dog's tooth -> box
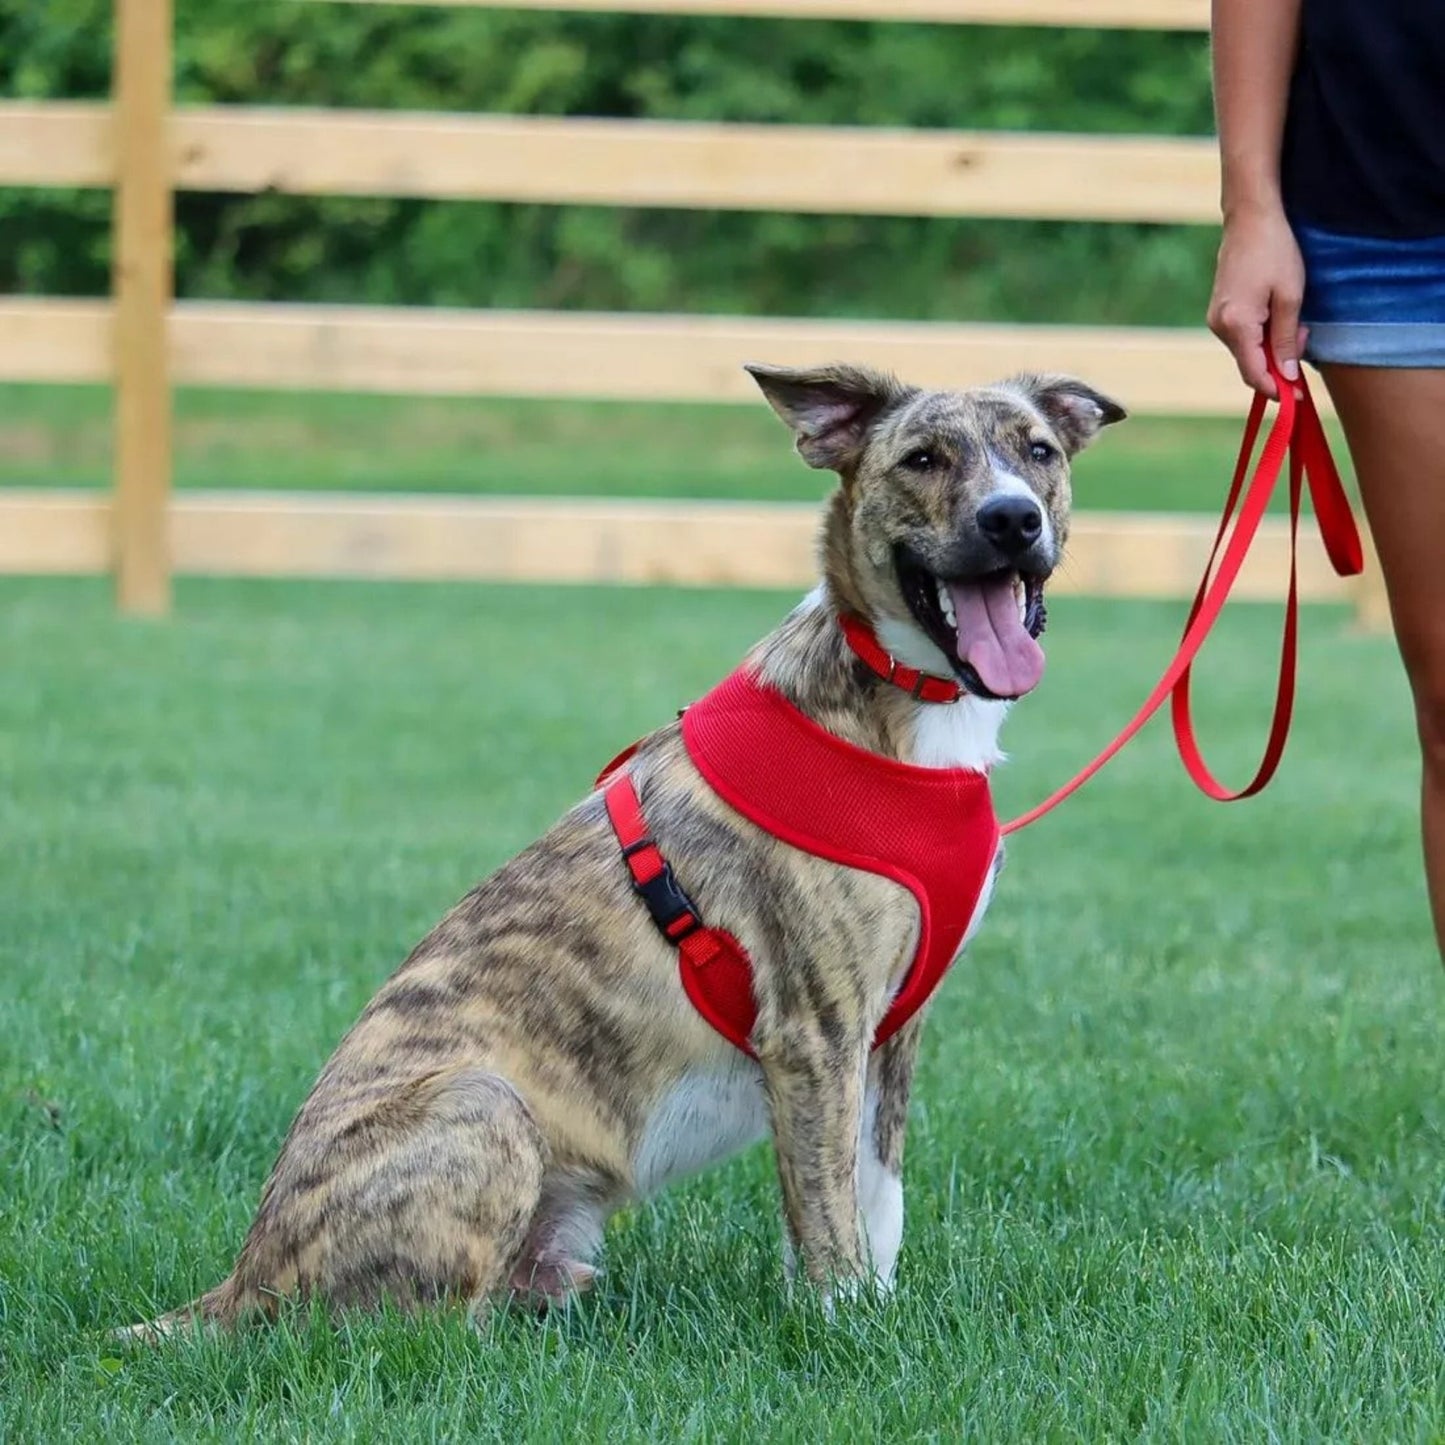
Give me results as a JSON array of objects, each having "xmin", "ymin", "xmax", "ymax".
[{"xmin": 937, "ymin": 580, "xmax": 956, "ymax": 628}]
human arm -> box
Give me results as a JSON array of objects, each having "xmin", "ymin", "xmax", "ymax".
[{"xmin": 1205, "ymin": 0, "xmax": 1306, "ymax": 399}]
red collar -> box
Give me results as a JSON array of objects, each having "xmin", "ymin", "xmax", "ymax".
[{"xmin": 838, "ymin": 614, "xmax": 962, "ymax": 704}]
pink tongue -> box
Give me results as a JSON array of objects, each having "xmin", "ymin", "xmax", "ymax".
[{"xmin": 948, "ymin": 577, "xmax": 1045, "ymax": 698}]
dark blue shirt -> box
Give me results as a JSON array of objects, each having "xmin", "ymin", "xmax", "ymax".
[{"xmin": 1282, "ymin": 0, "xmax": 1445, "ymax": 237}]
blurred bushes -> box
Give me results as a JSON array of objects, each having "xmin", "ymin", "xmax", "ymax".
[{"xmin": 1, "ymin": 0, "xmax": 1218, "ymax": 322}]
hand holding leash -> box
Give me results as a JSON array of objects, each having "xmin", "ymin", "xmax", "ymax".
[{"xmin": 1207, "ymin": 202, "xmax": 1308, "ymax": 401}]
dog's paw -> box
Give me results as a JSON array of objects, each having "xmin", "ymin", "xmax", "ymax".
[
  {"xmin": 507, "ymin": 1257, "xmax": 599, "ymax": 1313},
  {"xmin": 818, "ymin": 1273, "xmax": 889, "ymax": 1322}
]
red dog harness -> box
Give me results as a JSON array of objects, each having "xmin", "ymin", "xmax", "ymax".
[{"xmin": 602, "ymin": 661, "xmax": 999, "ymax": 1057}]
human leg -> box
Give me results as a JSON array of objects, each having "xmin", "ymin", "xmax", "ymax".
[{"xmin": 1322, "ymin": 364, "xmax": 1445, "ymax": 963}]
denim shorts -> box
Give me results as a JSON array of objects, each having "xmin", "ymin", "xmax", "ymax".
[{"xmin": 1293, "ymin": 222, "xmax": 1445, "ymax": 367}]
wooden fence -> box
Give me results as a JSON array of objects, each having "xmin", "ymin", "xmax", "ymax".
[{"xmin": 0, "ymin": 0, "xmax": 1385, "ymax": 625}]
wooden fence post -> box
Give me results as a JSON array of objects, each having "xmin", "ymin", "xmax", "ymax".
[{"xmin": 112, "ymin": 0, "xmax": 173, "ymax": 615}]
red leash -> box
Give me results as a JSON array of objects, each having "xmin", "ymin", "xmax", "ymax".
[{"xmin": 1001, "ymin": 362, "xmax": 1364, "ymax": 836}]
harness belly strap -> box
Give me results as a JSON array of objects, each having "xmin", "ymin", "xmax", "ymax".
[{"xmin": 603, "ymin": 667, "xmax": 1000, "ymax": 1056}]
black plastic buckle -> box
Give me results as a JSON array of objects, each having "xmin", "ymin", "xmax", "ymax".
[{"xmin": 633, "ymin": 860, "xmax": 702, "ymax": 942}]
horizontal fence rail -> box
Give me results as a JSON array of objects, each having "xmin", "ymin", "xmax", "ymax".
[
  {"xmin": 316, "ymin": 0, "xmax": 1211, "ymax": 29},
  {"xmin": 0, "ymin": 103, "xmax": 1221, "ymax": 224},
  {"xmin": 0, "ymin": 104, "xmax": 111, "ymax": 186},
  {"xmin": 0, "ymin": 297, "xmax": 1292, "ymax": 416},
  {"xmin": 0, "ymin": 490, "xmax": 1358, "ymax": 603}
]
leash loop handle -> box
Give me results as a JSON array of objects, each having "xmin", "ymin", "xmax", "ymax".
[{"xmin": 1002, "ymin": 363, "xmax": 1362, "ymax": 835}]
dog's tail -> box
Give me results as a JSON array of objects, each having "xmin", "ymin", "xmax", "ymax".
[{"xmin": 115, "ymin": 1276, "xmax": 249, "ymax": 1345}]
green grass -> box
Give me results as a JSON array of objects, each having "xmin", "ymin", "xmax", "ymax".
[
  {"xmin": 2, "ymin": 575, "xmax": 1442, "ymax": 1441},
  {"xmin": 0, "ymin": 383, "xmax": 1343, "ymax": 511}
]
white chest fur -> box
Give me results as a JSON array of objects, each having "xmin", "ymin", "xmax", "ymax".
[
  {"xmin": 873, "ymin": 616, "xmax": 1010, "ymax": 773},
  {"xmin": 908, "ymin": 696, "xmax": 1008, "ymax": 771},
  {"xmin": 632, "ymin": 1055, "xmax": 769, "ymax": 1197}
]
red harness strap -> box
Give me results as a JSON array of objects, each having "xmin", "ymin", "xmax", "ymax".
[
  {"xmin": 603, "ymin": 772, "xmax": 759, "ymax": 1056},
  {"xmin": 602, "ymin": 673, "xmax": 1000, "ymax": 1057}
]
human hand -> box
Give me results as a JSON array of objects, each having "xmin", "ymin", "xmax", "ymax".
[{"xmin": 1206, "ymin": 204, "xmax": 1308, "ymax": 401}]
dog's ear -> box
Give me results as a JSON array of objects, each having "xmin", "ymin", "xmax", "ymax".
[
  {"xmin": 744, "ymin": 363, "xmax": 914, "ymax": 471},
  {"xmin": 1009, "ymin": 374, "xmax": 1127, "ymax": 456}
]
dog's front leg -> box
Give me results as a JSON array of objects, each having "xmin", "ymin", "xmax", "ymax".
[
  {"xmin": 757, "ymin": 1024, "xmax": 870, "ymax": 1299},
  {"xmin": 859, "ymin": 1014, "xmax": 923, "ymax": 1292}
]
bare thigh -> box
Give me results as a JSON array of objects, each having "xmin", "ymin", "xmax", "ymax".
[
  {"xmin": 1321, "ymin": 363, "xmax": 1445, "ymax": 955},
  {"xmin": 1320, "ymin": 365, "xmax": 1445, "ymax": 672}
]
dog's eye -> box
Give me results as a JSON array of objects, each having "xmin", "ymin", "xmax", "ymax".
[
  {"xmin": 900, "ymin": 448, "xmax": 937, "ymax": 471},
  {"xmin": 1029, "ymin": 440, "xmax": 1058, "ymax": 464}
]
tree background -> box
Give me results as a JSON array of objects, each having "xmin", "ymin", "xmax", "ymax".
[{"xmin": 1, "ymin": 0, "xmax": 1217, "ymax": 324}]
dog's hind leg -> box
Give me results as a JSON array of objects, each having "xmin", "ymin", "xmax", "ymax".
[
  {"xmin": 506, "ymin": 1181, "xmax": 608, "ymax": 1309},
  {"xmin": 172, "ymin": 1065, "xmax": 549, "ymax": 1328}
]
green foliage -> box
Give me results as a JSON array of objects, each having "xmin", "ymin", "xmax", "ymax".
[{"xmin": 0, "ymin": 1, "xmax": 1217, "ymax": 321}]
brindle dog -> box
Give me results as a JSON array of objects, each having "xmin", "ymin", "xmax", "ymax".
[{"xmin": 128, "ymin": 363, "xmax": 1123, "ymax": 1335}]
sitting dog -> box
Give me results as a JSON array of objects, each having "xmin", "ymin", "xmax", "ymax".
[{"xmin": 130, "ymin": 362, "xmax": 1123, "ymax": 1334}]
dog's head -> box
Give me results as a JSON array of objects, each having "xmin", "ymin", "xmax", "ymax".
[{"xmin": 747, "ymin": 363, "xmax": 1125, "ymax": 701}]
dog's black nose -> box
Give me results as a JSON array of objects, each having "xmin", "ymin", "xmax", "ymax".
[{"xmin": 977, "ymin": 494, "xmax": 1044, "ymax": 556}]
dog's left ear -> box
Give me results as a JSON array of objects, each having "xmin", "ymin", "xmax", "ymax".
[
  {"xmin": 1011, "ymin": 374, "xmax": 1127, "ymax": 456},
  {"xmin": 745, "ymin": 362, "xmax": 914, "ymax": 471}
]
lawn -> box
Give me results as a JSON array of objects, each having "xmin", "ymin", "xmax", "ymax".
[
  {"xmin": 0, "ymin": 383, "xmax": 1343, "ymax": 511},
  {"xmin": 2, "ymin": 573, "xmax": 1442, "ymax": 1442}
]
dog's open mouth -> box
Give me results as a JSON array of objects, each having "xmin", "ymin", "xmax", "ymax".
[{"xmin": 895, "ymin": 546, "xmax": 1048, "ymax": 701}]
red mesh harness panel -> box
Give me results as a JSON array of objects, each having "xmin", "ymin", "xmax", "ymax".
[{"xmin": 601, "ymin": 667, "xmax": 999, "ymax": 1057}]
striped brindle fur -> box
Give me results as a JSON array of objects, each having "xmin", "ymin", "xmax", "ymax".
[{"xmin": 127, "ymin": 363, "xmax": 1123, "ymax": 1336}]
